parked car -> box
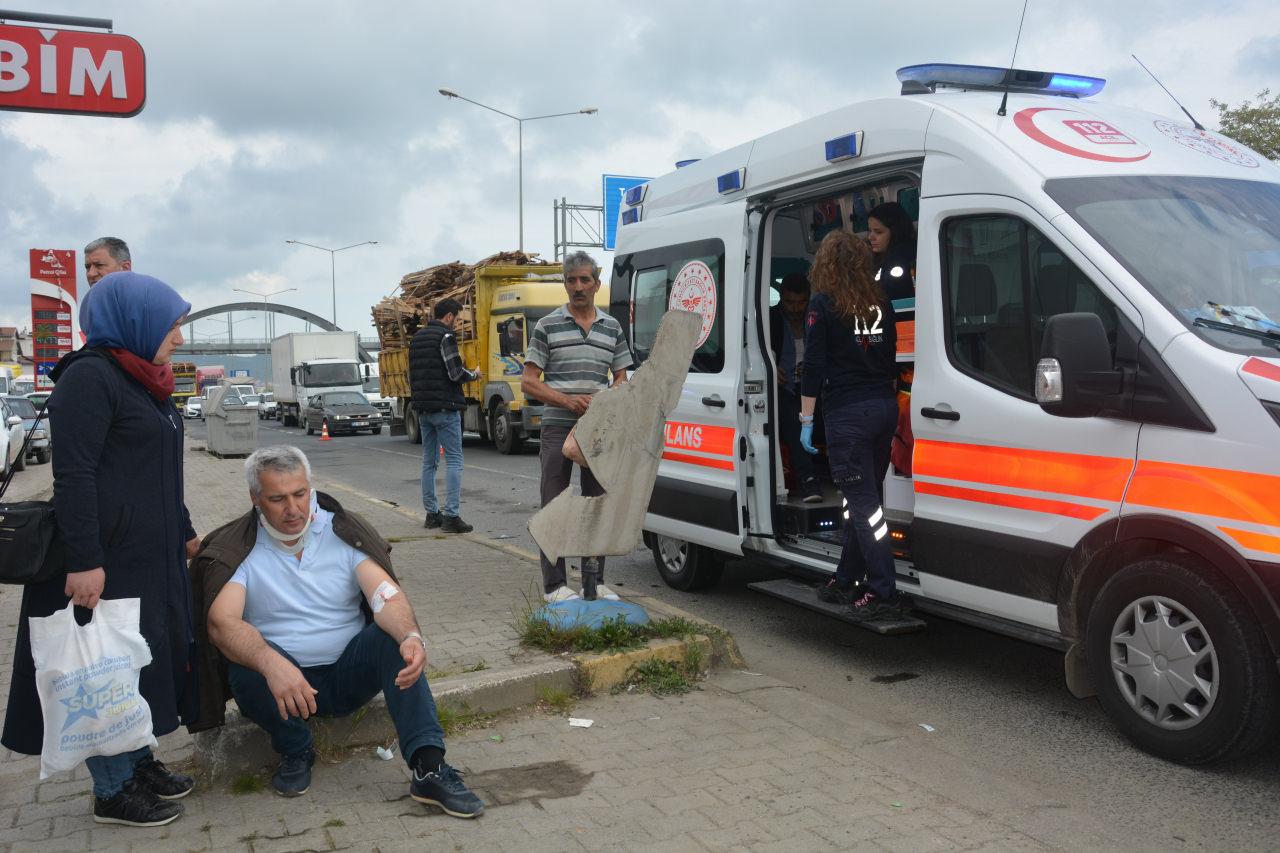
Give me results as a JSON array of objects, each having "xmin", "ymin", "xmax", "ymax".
[
  {"xmin": 257, "ymin": 391, "xmax": 277, "ymax": 420},
  {"xmin": 2, "ymin": 395, "xmax": 50, "ymax": 465},
  {"xmin": 25, "ymin": 391, "xmax": 50, "ymax": 409},
  {"xmin": 303, "ymin": 391, "xmax": 383, "ymax": 436},
  {"xmin": 0, "ymin": 398, "xmax": 27, "ymax": 477},
  {"xmin": 184, "ymin": 397, "xmax": 203, "ymax": 419},
  {"xmin": 241, "ymin": 393, "xmax": 262, "ymax": 412}
]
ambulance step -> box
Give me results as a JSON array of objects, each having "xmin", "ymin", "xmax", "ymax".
[{"xmin": 747, "ymin": 578, "xmax": 927, "ymax": 635}]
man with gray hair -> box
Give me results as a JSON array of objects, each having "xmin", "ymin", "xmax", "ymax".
[
  {"xmin": 83, "ymin": 237, "xmax": 132, "ymax": 285},
  {"xmin": 188, "ymin": 446, "xmax": 483, "ymax": 817},
  {"xmin": 521, "ymin": 251, "xmax": 633, "ymax": 602}
]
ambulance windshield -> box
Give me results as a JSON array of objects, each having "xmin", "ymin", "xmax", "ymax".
[{"xmin": 1045, "ymin": 176, "xmax": 1280, "ymax": 354}]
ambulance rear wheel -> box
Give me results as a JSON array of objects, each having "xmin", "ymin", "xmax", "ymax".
[
  {"xmin": 1085, "ymin": 556, "xmax": 1280, "ymax": 764},
  {"xmin": 650, "ymin": 535, "xmax": 724, "ymax": 591}
]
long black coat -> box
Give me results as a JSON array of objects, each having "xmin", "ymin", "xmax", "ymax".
[{"xmin": 2, "ymin": 349, "xmax": 197, "ymax": 755}]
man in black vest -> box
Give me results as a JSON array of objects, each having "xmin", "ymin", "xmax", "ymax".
[{"xmin": 408, "ymin": 298, "xmax": 481, "ymax": 533}]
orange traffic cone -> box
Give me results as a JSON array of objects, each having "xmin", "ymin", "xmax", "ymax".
[{"xmin": 319, "ymin": 421, "xmax": 332, "ymax": 441}]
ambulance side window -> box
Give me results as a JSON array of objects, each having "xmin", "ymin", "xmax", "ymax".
[
  {"xmin": 943, "ymin": 215, "xmax": 1118, "ymax": 399},
  {"xmin": 614, "ymin": 238, "xmax": 726, "ymax": 374}
]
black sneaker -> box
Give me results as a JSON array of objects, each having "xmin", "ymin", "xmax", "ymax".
[
  {"xmin": 816, "ymin": 579, "xmax": 858, "ymax": 605},
  {"xmin": 410, "ymin": 762, "xmax": 485, "ymax": 818},
  {"xmin": 440, "ymin": 515, "xmax": 473, "ymax": 534},
  {"xmin": 847, "ymin": 590, "xmax": 902, "ymax": 622},
  {"xmin": 93, "ymin": 778, "xmax": 184, "ymax": 827},
  {"xmin": 132, "ymin": 756, "xmax": 194, "ymax": 800},
  {"xmin": 423, "ymin": 511, "xmax": 443, "ymax": 529},
  {"xmin": 272, "ymin": 749, "xmax": 315, "ymax": 797},
  {"xmin": 801, "ymin": 476, "xmax": 823, "ymax": 504}
]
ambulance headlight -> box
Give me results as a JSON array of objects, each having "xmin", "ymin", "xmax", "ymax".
[{"xmin": 1035, "ymin": 358, "xmax": 1064, "ymax": 403}]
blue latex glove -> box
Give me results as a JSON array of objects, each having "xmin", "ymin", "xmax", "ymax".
[{"xmin": 800, "ymin": 422, "xmax": 818, "ymax": 454}]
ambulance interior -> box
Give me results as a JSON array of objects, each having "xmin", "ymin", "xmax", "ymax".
[{"xmin": 764, "ymin": 175, "xmax": 919, "ymax": 562}]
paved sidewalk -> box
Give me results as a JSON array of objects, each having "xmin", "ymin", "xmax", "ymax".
[{"xmin": 0, "ymin": 443, "xmax": 1143, "ymax": 851}]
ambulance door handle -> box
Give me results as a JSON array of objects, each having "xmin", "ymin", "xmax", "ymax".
[
  {"xmin": 702, "ymin": 395, "xmax": 726, "ymax": 408},
  {"xmin": 920, "ymin": 406, "xmax": 960, "ymax": 421}
]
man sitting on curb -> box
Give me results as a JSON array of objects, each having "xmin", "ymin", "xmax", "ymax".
[{"xmin": 190, "ymin": 445, "xmax": 483, "ymax": 817}]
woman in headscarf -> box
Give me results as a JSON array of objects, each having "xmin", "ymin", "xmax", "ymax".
[
  {"xmin": 3, "ymin": 272, "xmax": 201, "ymax": 827},
  {"xmin": 799, "ymin": 231, "xmax": 901, "ymax": 620}
]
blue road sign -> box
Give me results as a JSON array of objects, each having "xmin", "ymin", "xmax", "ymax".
[{"xmin": 602, "ymin": 174, "xmax": 651, "ymax": 251}]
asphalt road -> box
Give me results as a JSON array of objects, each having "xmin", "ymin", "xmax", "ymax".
[{"xmin": 188, "ymin": 415, "xmax": 1280, "ymax": 848}]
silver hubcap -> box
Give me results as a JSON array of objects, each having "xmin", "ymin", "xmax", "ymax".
[
  {"xmin": 656, "ymin": 536, "xmax": 689, "ymax": 574},
  {"xmin": 1109, "ymin": 595, "xmax": 1218, "ymax": 730}
]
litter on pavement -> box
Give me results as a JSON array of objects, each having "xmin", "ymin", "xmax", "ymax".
[
  {"xmin": 918, "ymin": 723, "xmax": 936, "ymax": 732},
  {"xmin": 375, "ymin": 746, "xmax": 395, "ymax": 760},
  {"xmin": 568, "ymin": 718, "xmax": 594, "ymax": 728}
]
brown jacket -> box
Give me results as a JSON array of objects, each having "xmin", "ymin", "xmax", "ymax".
[{"xmin": 186, "ymin": 491, "xmax": 395, "ymax": 733}]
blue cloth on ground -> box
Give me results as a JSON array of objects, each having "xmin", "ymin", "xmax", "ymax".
[{"xmin": 534, "ymin": 599, "xmax": 650, "ymax": 630}]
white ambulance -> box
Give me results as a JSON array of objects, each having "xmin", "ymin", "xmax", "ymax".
[{"xmin": 611, "ymin": 63, "xmax": 1280, "ymax": 763}]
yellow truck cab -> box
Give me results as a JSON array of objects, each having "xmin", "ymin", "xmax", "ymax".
[
  {"xmin": 611, "ymin": 62, "xmax": 1280, "ymax": 764},
  {"xmin": 380, "ymin": 261, "xmax": 608, "ymax": 453}
]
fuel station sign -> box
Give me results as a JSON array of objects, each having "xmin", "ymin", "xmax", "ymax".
[
  {"xmin": 0, "ymin": 22, "xmax": 145, "ymax": 117},
  {"xmin": 29, "ymin": 249, "xmax": 79, "ymax": 390}
]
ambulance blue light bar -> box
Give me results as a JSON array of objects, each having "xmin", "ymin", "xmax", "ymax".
[
  {"xmin": 717, "ymin": 168, "xmax": 745, "ymax": 194},
  {"xmin": 621, "ymin": 206, "xmax": 641, "ymax": 226},
  {"xmin": 825, "ymin": 131, "xmax": 863, "ymax": 163},
  {"xmin": 624, "ymin": 183, "xmax": 647, "ymax": 206},
  {"xmin": 896, "ymin": 63, "xmax": 1105, "ymax": 98}
]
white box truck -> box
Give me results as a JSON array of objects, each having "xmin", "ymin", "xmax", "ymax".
[{"xmin": 271, "ymin": 332, "xmax": 363, "ymax": 426}]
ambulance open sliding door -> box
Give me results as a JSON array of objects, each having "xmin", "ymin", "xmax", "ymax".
[
  {"xmin": 909, "ymin": 195, "xmax": 1141, "ymax": 629},
  {"xmin": 613, "ymin": 202, "xmax": 748, "ymax": 555}
]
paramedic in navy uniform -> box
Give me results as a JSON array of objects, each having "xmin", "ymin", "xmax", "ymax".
[
  {"xmin": 866, "ymin": 201, "xmax": 916, "ymax": 301},
  {"xmin": 800, "ymin": 230, "xmax": 901, "ymax": 620}
]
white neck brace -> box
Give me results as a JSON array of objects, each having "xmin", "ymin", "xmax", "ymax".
[{"xmin": 257, "ymin": 491, "xmax": 318, "ymax": 556}]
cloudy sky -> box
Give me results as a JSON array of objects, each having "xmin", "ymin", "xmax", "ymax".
[{"xmin": 2, "ymin": 0, "xmax": 1277, "ymax": 342}]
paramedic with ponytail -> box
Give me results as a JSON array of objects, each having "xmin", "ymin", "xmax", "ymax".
[{"xmin": 800, "ymin": 230, "xmax": 901, "ymax": 620}]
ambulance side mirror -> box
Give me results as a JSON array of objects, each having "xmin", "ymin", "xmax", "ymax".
[{"xmin": 1035, "ymin": 313, "xmax": 1123, "ymax": 418}]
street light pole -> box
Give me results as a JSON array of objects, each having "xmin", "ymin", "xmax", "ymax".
[
  {"xmin": 438, "ymin": 88, "xmax": 597, "ymax": 252},
  {"xmin": 234, "ymin": 286, "xmax": 298, "ymax": 343},
  {"xmin": 284, "ymin": 239, "xmax": 378, "ymax": 326}
]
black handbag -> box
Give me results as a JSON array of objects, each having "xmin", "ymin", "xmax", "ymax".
[{"xmin": 0, "ymin": 398, "xmax": 62, "ymax": 585}]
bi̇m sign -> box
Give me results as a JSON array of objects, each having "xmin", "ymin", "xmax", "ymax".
[{"xmin": 0, "ymin": 23, "xmax": 145, "ymax": 117}]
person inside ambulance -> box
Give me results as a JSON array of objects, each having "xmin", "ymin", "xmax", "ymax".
[
  {"xmin": 769, "ymin": 272, "xmax": 822, "ymax": 503},
  {"xmin": 866, "ymin": 201, "xmax": 916, "ymax": 301},
  {"xmin": 799, "ymin": 231, "xmax": 901, "ymax": 621}
]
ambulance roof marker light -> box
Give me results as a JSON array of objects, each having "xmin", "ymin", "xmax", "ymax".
[
  {"xmin": 717, "ymin": 168, "xmax": 745, "ymax": 195},
  {"xmin": 624, "ymin": 183, "xmax": 647, "ymax": 207},
  {"xmin": 895, "ymin": 64, "xmax": 1106, "ymax": 99},
  {"xmin": 825, "ymin": 131, "xmax": 864, "ymax": 163},
  {"xmin": 621, "ymin": 207, "xmax": 641, "ymax": 226}
]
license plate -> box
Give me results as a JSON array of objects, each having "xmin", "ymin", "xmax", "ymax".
[{"xmin": 352, "ymin": 421, "xmax": 369, "ymax": 427}]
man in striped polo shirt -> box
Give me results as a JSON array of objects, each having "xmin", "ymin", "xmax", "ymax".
[{"xmin": 521, "ymin": 251, "xmax": 633, "ymax": 603}]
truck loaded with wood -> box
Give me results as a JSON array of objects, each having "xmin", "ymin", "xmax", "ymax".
[{"xmin": 372, "ymin": 251, "xmax": 605, "ymax": 453}]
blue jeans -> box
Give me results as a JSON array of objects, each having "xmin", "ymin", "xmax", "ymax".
[
  {"xmin": 86, "ymin": 745, "xmax": 152, "ymax": 798},
  {"xmin": 419, "ymin": 411, "xmax": 464, "ymax": 517},
  {"xmin": 227, "ymin": 623, "xmax": 445, "ymax": 767},
  {"xmin": 824, "ymin": 396, "xmax": 898, "ymax": 599}
]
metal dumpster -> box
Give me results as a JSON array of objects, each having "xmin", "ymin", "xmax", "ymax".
[{"xmin": 205, "ymin": 385, "xmax": 258, "ymax": 458}]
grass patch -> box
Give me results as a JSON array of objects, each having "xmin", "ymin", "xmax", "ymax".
[
  {"xmin": 516, "ymin": 606, "xmax": 712, "ymax": 657},
  {"xmin": 618, "ymin": 658, "xmax": 695, "ymax": 696},
  {"xmin": 426, "ymin": 659, "xmax": 490, "ymax": 680},
  {"xmin": 230, "ymin": 773, "xmax": 265, "ymax": 795},
  {"xmin": 536, "ymin": 685, "xmax": 576, "ymax": 714},
  {"xmin": 324, "ymin": 818, "xmax": 346, "ymax": 828},
  {"xmin": 437, "ymin": 703, "xmax": 497, "ymax": 737}
]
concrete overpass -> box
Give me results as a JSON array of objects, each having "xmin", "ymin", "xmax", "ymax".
[{"xmin": 175, "ymin": 301, "xmax": 378, "ymax": 362}]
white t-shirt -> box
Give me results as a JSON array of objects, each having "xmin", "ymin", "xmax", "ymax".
[{"xmin": 227, "ymin": 507, "xmax": 367, "ymax": 667}]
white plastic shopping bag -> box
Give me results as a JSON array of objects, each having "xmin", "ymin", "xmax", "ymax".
[{"xmin": 28, "ymin": 598, "xmax": 157, "ymax": 778}]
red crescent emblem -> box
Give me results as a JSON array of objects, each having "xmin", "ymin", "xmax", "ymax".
[{"xmin": 1014, "ymin": 107, "xmax": 1151, "ymax": 164}]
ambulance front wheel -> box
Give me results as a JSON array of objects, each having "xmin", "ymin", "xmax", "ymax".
[
  {"xmin": 1085, "ymin": 556, "xmax": 1280, "ymax": 764},
  {"xmin": 649, "ymin": 534, "xmax": 724, "ymax": 591}
]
